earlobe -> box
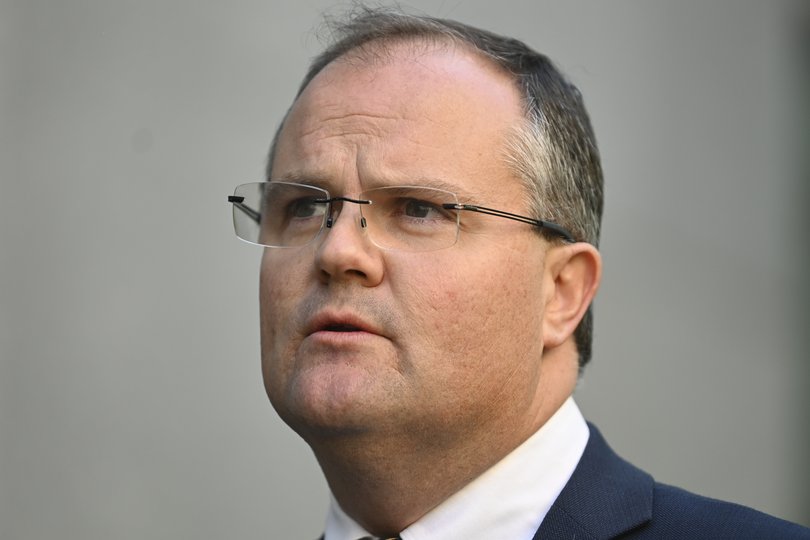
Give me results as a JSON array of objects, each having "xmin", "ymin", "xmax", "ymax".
[{"xmin": 541, "ymin": 243, "xmax": 602, "ymax": 348}]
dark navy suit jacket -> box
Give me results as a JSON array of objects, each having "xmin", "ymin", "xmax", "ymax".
[
  {"xmin": 534, "ymin": 424, "xmax": 810, "ymax": 539},
  {"xmin": 318, "ymin": 424, "xmax": 810, "ymax": 539}
]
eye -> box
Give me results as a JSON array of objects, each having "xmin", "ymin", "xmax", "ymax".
[
  {"xmin": 287, "ymin": 197, "xmax": 326, "ymax": 219},
  {"xmin": 364, "ymin": 186, "xmax": 458, "ymax": 229},
  {"xmin": 403, "ymin": 199, "xmax": 443, "ymax": 219}
]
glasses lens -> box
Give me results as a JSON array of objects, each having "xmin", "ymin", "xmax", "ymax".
[
  {"xmin": 231, "ymin": 182, "xmax": 329, "ymax": 247},
  {"xmin": 360, "ymin": 186, "xmax": 459, "ymax": 252}
]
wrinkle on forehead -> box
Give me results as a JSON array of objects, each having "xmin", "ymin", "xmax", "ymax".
[{"xmin": 294, "ymin": 112, "xmax": 401, "ymax": 142}]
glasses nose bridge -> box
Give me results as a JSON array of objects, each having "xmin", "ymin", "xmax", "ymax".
[{"xmin": 324, "ymin": 195, "xmax": 371, "ymax": 229}]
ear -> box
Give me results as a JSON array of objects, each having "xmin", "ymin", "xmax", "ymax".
[{"xmin": 541, "ymin": 243, "xmax": 602, "ymax": 349}]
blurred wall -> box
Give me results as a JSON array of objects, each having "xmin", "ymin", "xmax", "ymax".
[{"xmin": 1, "ymin": 1, "xmax": 807, "ymax": 538}]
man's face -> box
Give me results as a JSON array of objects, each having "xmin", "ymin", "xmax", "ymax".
[{"xmin": 261, "ymin": 44, "xmax": 554, "ymax": 449}]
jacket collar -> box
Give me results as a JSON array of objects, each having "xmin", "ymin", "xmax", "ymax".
[{"xmin": 533, "ymin": 423, "xmax": 654, "ymax": 539}]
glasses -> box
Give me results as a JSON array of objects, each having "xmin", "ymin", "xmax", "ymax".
[{"xmin": 228, "ymin": 181, "xmax": 575, "ymax": 252}]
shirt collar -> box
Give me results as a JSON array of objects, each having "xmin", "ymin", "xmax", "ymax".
[{"xmin": 324, "ymin": 397, "xmax": 589, "ymax": 540}]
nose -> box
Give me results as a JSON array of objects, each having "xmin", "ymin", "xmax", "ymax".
[{"xmin": 315, "ymin": 200, "xmax": 384, "ymax": 286}]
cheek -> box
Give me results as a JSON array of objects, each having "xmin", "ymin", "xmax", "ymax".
[
  {"xmin": 259, "ymin": 254, "xmax": 305, "ymax": 386},
  {"xmin": 387, "ymin": 253, "xmax": 546, "ymax": 432},
  {"xmin": 259, "ymin": 257, "xmax": 283, "ymax": 344},
  {"xmin": 393, "ymin": 252, "xmax": 545, "ymax": 374}
]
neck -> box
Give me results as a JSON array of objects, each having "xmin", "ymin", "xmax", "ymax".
[
  {"xmin": 308, "ymin": 347, "xmax": 578, "ymax": 536},
  {"xmin": 316, "ymin": 439, "xmax": 479, "ymax": 535}
]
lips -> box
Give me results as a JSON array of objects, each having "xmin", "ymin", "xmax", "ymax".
[{"xmin": 306, "ymin": 311, "xmax": 382, "ymax": 337}]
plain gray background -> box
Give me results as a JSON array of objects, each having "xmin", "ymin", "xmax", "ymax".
[{"xmin": 2, "ymin": 0, "xmax": 808, "ymax": 538}]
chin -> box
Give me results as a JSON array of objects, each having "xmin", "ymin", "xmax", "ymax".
[{"xmin": 268, "ymin": 364, "xmax": 383, "ymax": 438}]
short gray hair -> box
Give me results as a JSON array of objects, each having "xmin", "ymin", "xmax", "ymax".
[{"xmin": 266, "ymin": 6, "xmax": 604, "ymax": 369}]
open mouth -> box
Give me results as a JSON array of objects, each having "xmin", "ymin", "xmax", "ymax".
[
  {"xmin": 322, "ymin": 324, "xmax": 362, "ymax": 332},
  {"xmin": 307, "ymin": 312, "xmax": 379, "ymax": 337}
]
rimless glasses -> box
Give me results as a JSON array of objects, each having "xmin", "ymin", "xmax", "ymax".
[{"xmin": 228, "ymin": 181, "xmax": 575, "ymax": 252}]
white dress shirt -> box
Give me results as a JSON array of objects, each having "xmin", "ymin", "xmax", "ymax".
[{"xmin": 324, "ymin": 397, "xmax": 589, "ymax": 540}]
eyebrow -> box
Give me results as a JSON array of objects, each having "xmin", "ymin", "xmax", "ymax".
[
  {"xmin": 270, "ymin": 172, "xmax": 481, "ymax": 202},
  {"xmin": 272, "ymin": 171, "xmax": 324, "ymax": 184},
  {"xmin": 405, "ymin": 177, "xmax": 479, "ymax": 200}
]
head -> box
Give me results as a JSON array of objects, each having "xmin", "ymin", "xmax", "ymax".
[
  {"xmin": 257, "ymin": 8, "xmax": 602, "ymax": 458},
  {"xmin": 268, "ymin": 8, "xmax": 604, "ymax": 369}
]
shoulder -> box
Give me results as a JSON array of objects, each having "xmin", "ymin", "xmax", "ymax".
[
  {"xmin": 538, "ymin": 423, "xmax": 810, "ymax": 539},
  {"xmin": 636, "ymin": 482, "xmax": 810, "ymax": 539}
]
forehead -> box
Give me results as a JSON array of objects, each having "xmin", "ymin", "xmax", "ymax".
[{"xmin": 272, "ymin": 41, "xmax": 526, "ymax": 200}]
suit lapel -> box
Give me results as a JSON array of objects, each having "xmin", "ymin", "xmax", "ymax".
[{"xmin": 533, "ymin": 424, "xmax": 654, "ymax": 539}]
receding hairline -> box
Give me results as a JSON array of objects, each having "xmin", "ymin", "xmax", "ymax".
[{"xmin": 303, "ymin": 33, "xmax": 525, "ymax": 101}]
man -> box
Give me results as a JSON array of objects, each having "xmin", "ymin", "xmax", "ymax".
[{"xmin": 228, "ymin": 7, "xmax": 810, "ymax": 539}]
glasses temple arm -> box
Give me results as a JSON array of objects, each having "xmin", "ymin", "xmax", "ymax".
[
  {"xmin": 442, "ymin": 203, "xmax": 576, "ymax": 243},
  {"xmin": 228, "ymin": 195, "xmax": 261, "ymax": 224}
]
